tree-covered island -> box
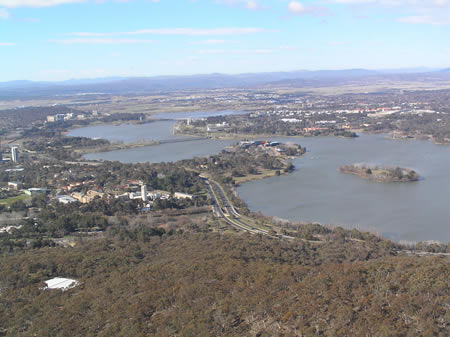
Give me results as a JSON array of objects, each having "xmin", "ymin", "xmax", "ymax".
[{"xmin": 340, "ymin": 163, "xmax": 420, "ymax": 182}]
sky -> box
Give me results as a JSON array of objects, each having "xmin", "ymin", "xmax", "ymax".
[{"xmin": 0, "ymin": 0, "xmax": 449, "ymax": 81}]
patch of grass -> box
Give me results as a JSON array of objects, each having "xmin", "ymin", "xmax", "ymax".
[
  {"xmin": 233, "ymin": 168, "xmax": 282, "ymax": 185},
  {"xmin": 0, "ymin": 194, "xmax": 30, "ymax": 207}
]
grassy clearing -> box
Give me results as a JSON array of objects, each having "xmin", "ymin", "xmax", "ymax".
[
  {"xmin": 0, "ymin": 194, "xmax": 30, "ymax": 207},
  {"xmin": 232, "ymin": 168, "xmax": 282, "ymax": 185}
]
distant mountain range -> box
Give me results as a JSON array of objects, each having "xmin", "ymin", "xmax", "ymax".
[{"xmin": 0, "ymin": 68, "xmax": 448, "ymax": 98}]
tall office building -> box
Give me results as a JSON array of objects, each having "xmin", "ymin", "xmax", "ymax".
[
  {"xmin": 11, "ymin": 146, "xmax": 18, "ymax": 162},
  {"xmin": 141, "ymin": 184, "xmax": 147, "ymax": 201}
]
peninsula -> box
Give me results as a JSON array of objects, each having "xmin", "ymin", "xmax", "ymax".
[{"xmin": 339, "ymin": 164, "xmax": 420, "ymax": 182}]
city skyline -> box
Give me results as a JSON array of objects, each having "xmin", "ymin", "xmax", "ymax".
[{"xmin": 1, "ymin": 0, "xmax": 449, "ymax": 81}]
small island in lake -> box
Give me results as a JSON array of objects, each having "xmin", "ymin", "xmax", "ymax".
[{"xmin": 339, "ymin": 163, "xmax": 420, "ymax": 182}]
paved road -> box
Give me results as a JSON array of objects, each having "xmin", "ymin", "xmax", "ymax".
[
  {"xmin": 202, "ymin": 177, "xmax": 295, "ymax": 240},
  {"xmin": 202, "ymin": 177, "xmax": 266, "ymax": 234}
]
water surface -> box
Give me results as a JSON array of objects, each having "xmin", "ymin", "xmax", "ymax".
[
  {"xmin": 84, "ymin": 138, "xmax": 235, "ymax": 163},
  {"xmin": 67, "ymin": 120, "xmax": 181, "ymax": 144},
  {"xmin": 68, "ymin": 110, "xmax": 245, "ymax": 144},
  {"xmin": 238, "ymin": 134, "xmax": 450, "ymax": 242}
]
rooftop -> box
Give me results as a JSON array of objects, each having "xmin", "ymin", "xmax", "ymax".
[{"xmin": 43, "ymin": 277, "xmax": 79, "ymax": 291}]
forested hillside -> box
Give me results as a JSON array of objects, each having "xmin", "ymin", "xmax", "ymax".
[{"xmin": 0, "ymin": 231, "xmax": 448, "ymax": 337}]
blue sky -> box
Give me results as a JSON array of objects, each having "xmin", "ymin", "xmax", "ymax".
[{"xmin": 0, "ymin": 0, "xmax": 449, "ymax": 81}]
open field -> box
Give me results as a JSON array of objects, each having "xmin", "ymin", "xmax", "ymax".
[
  {"xmin": 232, "ymin": 168, "xmax": 283, "ymax": 185},
  {"xmin": 0, "ymin": 194, "xmax": 30, "ymax": 207},
  {"xmin": 273, "ymin": 81, "xmax": 450, "ymax": 95}
]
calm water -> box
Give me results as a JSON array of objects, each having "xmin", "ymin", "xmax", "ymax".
[
  {"xmin": 68, "ymin": 110, "xmax": 244, "ymax": 144},
  {"xmin": 84, "ymin": 138, "xmax": 235, "ymax": 163},
  {"xmin": 67, "ymin": 120, "xmax": 182, "ymax": 144},
  {"xmin": 71, "ymin": 118, "xmax": 450, "ymax": 242},
  {"xmin": 238, "ymin": 135, "xmax": 450, "ymax": 243}
]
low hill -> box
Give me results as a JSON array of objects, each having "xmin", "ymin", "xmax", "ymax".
[
  {"xmin": 2, "ymin": 68, "xmax": 450, "ymax": 98},
  {"xmin": 0, "ymin": 231, "xmax": 448, "ymax": 337}
]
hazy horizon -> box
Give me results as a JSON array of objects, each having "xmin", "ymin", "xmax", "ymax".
[{"xmin": 0, "ymin": 66, "xmax": 447, "ymax": 84}]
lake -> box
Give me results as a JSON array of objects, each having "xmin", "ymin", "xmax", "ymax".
[
  {"xmin": 68, "ymin": 120, "xmax": 182, "ymax": 144},
  {"xmin": 83, "ymin": 138, "xmax": 235, "ymax": 163},
  {"xmin": 67, "ymin": 110, "xmax": 244, "ymax": 144},
  {"xmin": 238, "ymin": 135, "xmax": 450, "ymax": 243},
  {"xmin": 70, "ymin": 117, "xmax": 450, "ymax": 242}
]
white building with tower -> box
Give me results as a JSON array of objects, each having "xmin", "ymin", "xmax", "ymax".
[
  {"xmin": 11, "ymin": 146, "xmax": 18, "ymax": 162},
  {"xmin": 141, "ymin": 185, "xmax": 148, "ymax": 201}
]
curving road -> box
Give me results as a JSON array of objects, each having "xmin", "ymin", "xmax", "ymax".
[{"xmin": 202, "ymin": 177, "xmax": 295, "ymax": 240}]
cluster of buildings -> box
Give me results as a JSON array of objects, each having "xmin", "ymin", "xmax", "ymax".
[
  {"xmin": 238, "ymin": 140, "xmax": 280, "ymax": 149},
  {"xmin": 3, "ymin": 160, "xmax": 196, "ymax": 212},
  {"xmin": 71, "ymin": 190, "xmax": 104, "ymax": 203},
  {"xmin": 55, "ymin": 190, "xmax": 105, "ymax": 204},
  {"xmin": 46, "ymin": 113, "xmax": 75, "ymax": 122},
  {"xmin": 46, "ymin": 112, "xmax": 95, "ymax": 123},
  {"xmin": 25, "ymin": 188, "xmax": 48, "ymax": 196},
  {"xmin": 54, "ymin": 183, "xmax": 193, "ymax": 208},
  {"xmin": 46, "ymin": 109, "xmax": 108, "ymax": 123},
  {"xmin": 206, "ymin": 121, "xmax": 230, "ymax": 133},
  {"xmin": 0, "ymin": 146, "xmax": 19, "ymax": 163},
  {"xmin": 237, "ymin": 140, "xmax": 287, "ymax": 156},
  {"xmin": 123, "ymin": 185, "xmax": 193, "ymax": 202},
  {"xmin": 6, "ymin": 182, "xmax": 48, "ymax": 196}
]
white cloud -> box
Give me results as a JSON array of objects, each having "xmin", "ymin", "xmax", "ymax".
[
  {"xmin": 193, "ymin": 39, "xmax": 232, "ymax": 45},
  {"xmin": 53, "ymin": 38, "xmax": 153, "ymax": 44},
  {"xmin": 69, "ymin": 27, "xmax": 276, "ymax": 37},
  {"xmin": 0, "ymin": 0, "xmax": 86, "ymax": 7},
  {"xmin": 246, "ymin": 0, "xmax": 264, "ymax": 10},
  {"xmin": 287, "ymin": 1, "xmax": 332, "ymax": 16},
  {"xmin": 398, "ymin": 15, "xmax": 449, "ymax": 25},
  {"xmin": 331, "ymin": 0, "xmax": 449, "ymax": 5},
  {"xmin": 288, "ymin": 1, "xmax": 305, "ymax": 14},
  {"xmin": 216, "ymin": 0, "xmax": 266, "ymax": 11},
  {"xmin": 330, "ymin": 0, "xmax": 450, "ymax": 25},
  {"xmin": 0, "ymin": 8, "xmax": 9, "ymax": 19},
  {"xmin": 331, "ymin": 0, "xmax": 374, "ymax": 3},
  {"xmin": 199, "ymin": 48, "xmax": 275, "ymax": 54},
  {"xmin": 330, "ymin": 0, "xmax": 450, "ymax": 9},
  {"xmin": 0, "ymin": 42, "xmax": 15, "ymax": 45}
]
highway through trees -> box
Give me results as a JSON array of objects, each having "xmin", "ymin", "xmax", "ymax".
[{"xmin": 202, "ymin": 177, "xmax": 295, "ymax": 240}]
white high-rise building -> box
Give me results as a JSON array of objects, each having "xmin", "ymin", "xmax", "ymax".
[
  {"xmin": 141, "ymin": 185, "xmax": 147, "ymax": 201},
  {"xmin": 11, "ymin": 146, "xmax": 18, "ymax": 162}
]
